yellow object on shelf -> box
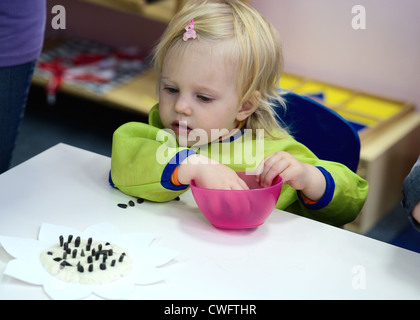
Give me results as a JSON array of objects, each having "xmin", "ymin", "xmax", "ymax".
[
  {"xmin": 279, "ymin": 74, "xmax": 303, "ymax": 91},
  {"xmin": 343, "ymin": 94, "xmax": 403, "ymax": 120},
  {"xmin": 294, "ymin": 81, "xmax": 354, "ymax": 106},
  {"xmin": 278, "ymin": 73, "xmax": 413, "ymax": 140},
  {"xmin": 335, "ymin": 110, "xmax": 378, "ymax": 127}
]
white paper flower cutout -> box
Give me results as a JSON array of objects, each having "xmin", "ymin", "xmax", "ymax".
[{"xmin": 0, "ymin": 222, "xmax": 179, "ymax": 299}]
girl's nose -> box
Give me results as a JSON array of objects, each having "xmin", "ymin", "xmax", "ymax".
[{"xmin": 174, "ymin": 96, "xmax": 192, "ymax": 116}]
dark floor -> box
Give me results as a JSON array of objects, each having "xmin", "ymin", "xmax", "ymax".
[
  {"xmin": 11, "ymin": 85, "xmax": 147, "ymax": 165},
  {"xmin": 9, "ymin": 85, "xmax": 420, "ymax": 253}
]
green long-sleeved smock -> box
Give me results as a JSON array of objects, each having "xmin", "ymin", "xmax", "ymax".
[{"xmin": 110, "ymin": 105, "xmax": 368, "ymax": 226}]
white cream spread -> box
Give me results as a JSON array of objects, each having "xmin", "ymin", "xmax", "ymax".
[{"xmin": 40, "ymin": 236, "xmax": 131, "ymax": 284}]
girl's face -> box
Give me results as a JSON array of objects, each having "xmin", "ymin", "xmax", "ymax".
[{"xmin": 158, "ymin": 40, "xmax": 244, "ymax": 147}]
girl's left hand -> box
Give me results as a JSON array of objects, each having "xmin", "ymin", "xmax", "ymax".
[{"xmin": 256, "ymin": 151, "xmax": 326, "ymax": 201}]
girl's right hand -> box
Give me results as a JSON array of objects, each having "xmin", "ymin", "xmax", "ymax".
[{"xmin": 177, "ymin": 154, "xmax": 249, "ymax": 190}]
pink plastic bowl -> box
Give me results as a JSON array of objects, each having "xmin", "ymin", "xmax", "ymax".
[{"xmin": 190, "ymin": 172, "xmax": 283, "ymax": 229}]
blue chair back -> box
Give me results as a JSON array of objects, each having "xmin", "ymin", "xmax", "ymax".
[{"xmin": 273, "ymin": 91, "xmax": 360, "ymax": 172}]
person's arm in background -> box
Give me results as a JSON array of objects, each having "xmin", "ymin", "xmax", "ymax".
[{"xmin": 402, "ymin": 156, "xmax": 420, "ymax": 230}]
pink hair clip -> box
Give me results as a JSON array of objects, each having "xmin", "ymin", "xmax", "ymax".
[{"xmin": 183, "ymin": 19, "xmax": 197, "ymax": 41}]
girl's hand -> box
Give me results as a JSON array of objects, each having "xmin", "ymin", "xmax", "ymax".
[
  {"xmin": 256, "ymin": 151, "xmax": 326, "ymax": 201},
  {"xmin": 177, "ymin": 154, "xmax": 249, "ymax": 190}
]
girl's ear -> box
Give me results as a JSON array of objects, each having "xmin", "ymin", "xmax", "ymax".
[{"xmin": 236, "ymin": 91, "xmax": 260, "ymax": 122}]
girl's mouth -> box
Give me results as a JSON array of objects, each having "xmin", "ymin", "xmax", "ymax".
[{"xmin": 172, "ymin": 121, "xmax": 191, "ymax": 134}]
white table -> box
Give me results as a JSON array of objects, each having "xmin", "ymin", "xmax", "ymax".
[{"xmin": 1, "ymin": 143, "xmax": 420, "ymax": 300}]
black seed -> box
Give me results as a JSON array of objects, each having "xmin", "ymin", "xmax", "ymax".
[
  {"xmin": 98, "ymin": 244, "xmax": 102, "ymax": 251},
  {"xmin": 87, "ymin": 256, "xmax": 93, "ymax": 263},
  {"xmin": 53, "ymin": 257, "xmax": 62, "ymax": 262},
  {"xmin": 63, "ymin": 242, "xmax": 68, "ymax": 251},
  {"xmin": 91, "ymin": 248, "xmax": 96, "ymax": 256},
  {"xmin": 47, "ymin": 251, "xmax": 53, "ymax": 255},
  {"xmin": 174, "ymin": 196, "xmax": 180, "ymax": 201},
  {"xmin": 103, "ymin": 254, "xmax": 107, "ymax": 263},
  {"xmin": 108, "ymin": 249, "xmax": 113, "ymax": 256},
  {"xmin": 118, "ymin": 203, "xmax": 127, "ymax": 209},
  {"xmin": 137, "ymin": 198, "xmax": 144, "ymax": 204},
  {"xmin": 111, "ymin": 259, "xmax": 116, "ymax": 267},
  {"xmin": 59, "ymin": 235, "xmax": 64, "ymax": 247},
  {"xmin": 72, "ymin": 249, "xmax": 77, "ymax": 258},
  {"xmin": 60, "ymin": 261, "xmax": 72, "ymax": 268},
  {"xmin": 77, "ymin": 264, "xmax": 84, "ymax": 273},
  {"xmin": 89, "ymin": 264, "xmax": 93, "ymax": 272},
  {"xmin": 67, "ymin": 235, "xmax": 73, "ymax": 244},
  {"xmin": 88, "ymin": 237, "xmax": 92, "ymax": 246},
  {"xmin": 86, "ymin": 244, "xmax": 91, "ymax": 251},
  {"xmin": 66, "ymin": 248, "xmax": 71, "ymax": 254},
  {"xmin": 100, "ymin": 263, "xmax": 106, "ymax": 270},
  {"xmin": 75, "ymin": 236, "xmax": 81, "ymax": 247},
  {"xmin": 63, "ymin": 252, "xmax": 67, "ymax": 259},
  {"xmin": 105, "ymin": 242, "xmax": 110, "ymax": 246},
  {"xmin": 128, "ymin": 200, "xmax": 135, "ymax": 206},
  {"xmin": 81, "ymin": 249, "xmax": 85, "ymax": 257},
  {"xmin": 95, "ymin": 251, "xmax": 100, "ymax": 261},
  {"xmin": 118, "ymin": 254, "xmax": 125, "ymax": 262}
]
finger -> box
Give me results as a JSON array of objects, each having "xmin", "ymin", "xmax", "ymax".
[
  {"xmin": 262, "ymin": 171, "xmax": 282, "ymax": 188},
  {"xmin": 239, "ymin": 177, "xmax": 250, "ymax": 190},
  {"xmin": 257, "ymin": 152, "xmax": 290, "ymax": 185},
  {"xmin": 255, "ymin": 156, "xmax": 270, "ymax": 181},
  {"xmin": 256, "ymin": 152, "xmax": 278, "ymax": 174},
  {"xmin": 279, "ymin": 164, "xmax": 306, "ymax": 190},
  {"xmin": 257, "ymin": 153, "xmax": 280, "ymax": 183},
  {"xmin": 255, "ymin": 160, "xmax": 264, "ymax": 181},
  {"xmin": 231, "ymin": 178, "xmax": 249, "ymax": 190},
  {"xmin": 261, "ymin": 156, "xmax": 289, "ymax": 187}
]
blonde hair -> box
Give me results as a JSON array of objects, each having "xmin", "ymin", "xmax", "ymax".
[{"xmin": 153, "ymin": 0, "xmax": 287, "ymax": 137}]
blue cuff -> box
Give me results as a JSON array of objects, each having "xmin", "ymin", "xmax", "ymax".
[
  {"xmin": 297, "ymin": 166, "xmax": 335, "ymax": 210},
  {"xmin": 161, "ymin": 149, "xmax": 197, "ymax": 191},
  {"xmin": 109, "ymin": 170, "xmax": 115, "ymax": 188}
]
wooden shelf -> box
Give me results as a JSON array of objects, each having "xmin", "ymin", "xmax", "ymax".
[
  {"xmin": 346, "ymin": 112, "xmax": 420, "ymax": 234},
  {"xmin": 102, "ymin": 68, "xmax": 158, "ymax": 113},
  {"xmin": 32, "ymin": 68, "xmax": 158, "ymax": 114}
]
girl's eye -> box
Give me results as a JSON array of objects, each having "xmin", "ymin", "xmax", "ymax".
[
  {"xmin": 197, "ymin": 95, "xmax": 212, "ymax": 102},
  {"xmin": 164, "ymin": 87, "xmax": 179, "ymax": 94}
]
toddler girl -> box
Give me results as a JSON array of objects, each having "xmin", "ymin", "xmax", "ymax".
[{"xmin": 110, "ymin": 0, "xmax": 368, "ymax": 226}]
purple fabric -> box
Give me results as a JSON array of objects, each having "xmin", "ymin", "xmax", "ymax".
[{"xmin": 0, "ymin": 0, "xmax": 46, "ymax": 67}]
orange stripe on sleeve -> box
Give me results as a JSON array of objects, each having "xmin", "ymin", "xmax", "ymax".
[{"xmin": 170, "ymin": 165, "xmax": 182, "ymax": 186}]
